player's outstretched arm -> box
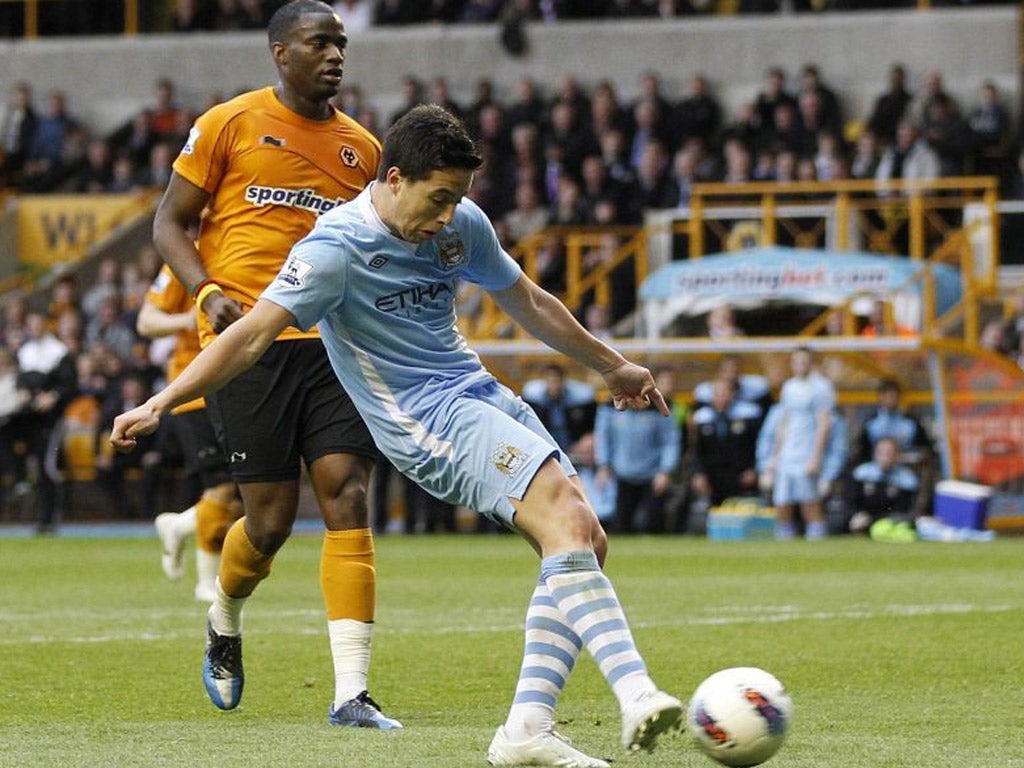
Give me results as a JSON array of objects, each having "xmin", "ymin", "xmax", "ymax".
[
  {"xmin": 490, "ymin": 274, "xmax": 668, "ymax": 415},
  {"xmin": 110, "ymin": 299, "xmax": 295, "ymax": 452}
]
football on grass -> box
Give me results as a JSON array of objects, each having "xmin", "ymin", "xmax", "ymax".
[{"xmin": 686, "ymin": 667, "xmax": 793, "ymax": 767}]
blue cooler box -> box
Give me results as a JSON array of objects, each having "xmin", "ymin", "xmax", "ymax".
[
  {"xmin": 934, "ymin": 480, "xmax": 992, "ymax": 530},
  {"xmin": 706, "ymin": 511, "xmax": 776, "ymax": 541}
]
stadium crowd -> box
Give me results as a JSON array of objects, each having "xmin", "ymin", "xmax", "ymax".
[
  {"xmin": 0, "ymin": 1, "xmax": 1014, "ymax": 39},
  {"xmin": 1, "ymin": 8, "xmax": 1022, "ymax": 534}
]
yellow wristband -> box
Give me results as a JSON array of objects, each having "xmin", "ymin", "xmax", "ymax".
[{"xmin": 195, "ymin": 282, "xmax": 223, "ymax": 310}]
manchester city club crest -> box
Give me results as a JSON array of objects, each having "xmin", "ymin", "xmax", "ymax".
[{"xmin": 436, "ymin": 231, "xmax": 468, "ymax": 269}]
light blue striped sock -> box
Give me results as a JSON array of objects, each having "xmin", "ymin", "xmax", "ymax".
[
  {"xmin": 504, "ymin": 579, "xmax": 581, "ymax": 741},
  {"xmin": 541, "ymin": 550, "xmax": 656, "ymax": 709}
]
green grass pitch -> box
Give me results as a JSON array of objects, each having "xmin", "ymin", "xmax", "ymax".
[{"xmin": 1, "ymin": 533, "xmax": 1022, "ymax": 767}]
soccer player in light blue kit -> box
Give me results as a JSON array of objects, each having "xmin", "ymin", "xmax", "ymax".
[
  {"xmin": 111, "ymin": 105, "xmax": 682, "ymax": 768},
  {"xmin": 762, "ymin": 346, "xmax": 836, "ymax": 540}
]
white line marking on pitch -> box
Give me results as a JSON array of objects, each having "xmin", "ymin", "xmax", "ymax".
[{"xmin": 0, "ymin": 603, "xmax": 1017, "ymax": 645}]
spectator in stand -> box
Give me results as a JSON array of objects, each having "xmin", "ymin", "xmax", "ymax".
[
  {"xmin": 13, "ymin": 312, "xmax": 75, "ymax": 533},
  {"xmin": 553, "ymin": 73, "xmax": 591, "ymax": 126},
  {"xmin": 212, "ymin": 0, "xmax": 265, "ymax": 30},
  {"xmin": 427, "ymin": 77, "xmax": 463, "ymax": 120},
  {"xmin": 1, "ymin": 295, "xmax": 28, "ymax": 349},
  {"xmin": 551, "ymin": 172, "xmax": 590, "ymax": 225},
  {"xmin": 331, "ymin": 1, "xmax": 373, "ymax": 32},
  {"xmin": 847, "ymin": 437, "xmax": 919, "ymax": 534},
  {"xmin": 0, "ymin": 82, "xmax": 37, "ymax": 185},
  {"xmin": 675, "ymin": 73, "xmax": 721, "ymax": 146},
  {"xmin": 722, "ymin": 137, "xmax": 754, "ymax": 184},
  {"xmin": 521, "ymin": 363, "xmax": 597, "ymax": 456},
  {"xmin": 149, "ymin": 79, "xmax": 181, "ymax": 140},
  {"xmin": 108, "ymin": 154, "xmax": 137, "ymax": 192},
  {"xmin": 761, "ymin": 347, "xmax": 834, "ymax": 540},
  {"xmin": 47, "ymin": 276, "xmax": 80, "ymax": 326},
  {"xmin": 546, "ymin": 99, "xmax": 595, "ymax": 179},
  {"xmin": 124, "ymin": 110, "xmax": 156, "ymax": 168},
  {"xmin": 875, "ymin": 119, "xmax": 940, "ymax": 183},
  {"xmin": 688, "ymin": 377, "xmax": 762, "ymax": 508},
  {"xmin": 509, "ymin": 122, "xmax": 543, "ymax": 185},
  {"xmin": 85, "ymin": 296, "xmax": 136, "ymax": 360},
  {"xmin": 813, "ymin": 130, "xmax": 846, "ymax": 181},
  {"xmin": 22, "ymin": 90, "xmax": 78, "ymax": 191},
  {"xmin": 588, "ymin": 80, "xmax": 631, "ymax": 141},
  {"xmin": 850, "ymin": 129, "xmax": 880, "ymax": 179},
  {"xmin": 96, "ymin": 373, "xmax": 159, "ymax": 519},
  {"xmin": 54, "ymin": 310, "xmax": 84, "ymax": 358},
  {"xmin": 722, "ymin": 101, "xmax": 760, "ymax": 151},
  {"xmin": 503, "ymin": 181, "xmax": 551, "ymax": 243},
  {"xmin": 799, "ymin": 64, "xmax": 842, "ymax": 136},
  {"xmin": 595, "ymin": 371, "xmax": 681, "ymax": 534},
  {"xmin": 754, "ymin": 67, "xmax": 798, "ymax": 137},
  {"xmin": 0, "ymin": 346, "xmax": 30, "ymax": 510},
  {"xmin": 74, "ymin": 139, "xmax": 113, "ymax": 193},
  {"xmin": 856, "ymin": 378, "xmax": 933, "ymax": 466},
  {"xmin": 635, "ymin": 140, "xmax": 676, "ymax": 210},
  {"xmin": 860, "ymin": 298, "xmax": 916, "ymax": 337},
  {"xmin": 668, "ymin": 145, "xmax": 698, "ymax": 207},
  {"xmin": 629, "ymin": 98, "xmax": 669, "ymax": 172},
  {"xmin": 173, "ymin": 0, "xmax": 212, "ymax": 31},
  {"xmin": 135, "ymin": 141, "xmax": 175, "ymax": 188},
  {"xmin": 705, "ymin": 304, "xmax": 745, "ymax": 339},
  {"xmin": 476, "ymin": 102, "xmax": 514, "ymax": 162},
  {"xmin": 388, "ymin": 74, "xmax": 425, "ymax": 126},
  {"xmin": 506, "ymin": 76, "xmax": 547, "ymax": 129},
  {"xmin": 81, "ymin": 257, "xmax": 122, "ymax": 320},
  {"xmin": 967, "ymin": 80, "xmax": 1012, "ymax": 182},
  {"xmin": 599, "ymin": 127, "xmax": 638, "ymax": 189},
  {"xmin": 911, "ymin": 70, "xmax": 960, "ymax": 127},
  {"xmin": 765, "ymin": 101, "xmax": 810, "ymax": 157},
  {"xmin": 866, "ymin": 63, "xmax": 913, "ymax": 144},
  {"xmin": 921, "ymin": 93, "xmax": 972, "ymax": 177}
]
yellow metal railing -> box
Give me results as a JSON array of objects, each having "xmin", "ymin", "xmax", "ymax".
[
  {"xmin": 684, "ymin": 177, "xmax": 998, "ymax": 278},
  {"xmin": 465, "ymin": 177, "xmax": 1000, "ymax": 347}
]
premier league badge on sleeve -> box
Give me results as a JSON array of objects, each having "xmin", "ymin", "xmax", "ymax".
[
  {"xmin": 436, "ymin": 231, "xmax": 468, "ymax": 269},
  {"xmin": 278, "ymin": 254, "xmax": 314, "ymax": 288}
]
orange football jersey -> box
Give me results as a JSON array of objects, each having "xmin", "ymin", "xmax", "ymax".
[
  {"xmin": 173, "ymin": 87, "xmax": 381, "ymax": 347},
  {"xmin": 145, "ymin": 264, "xmax": 205, "ymax": 415}
]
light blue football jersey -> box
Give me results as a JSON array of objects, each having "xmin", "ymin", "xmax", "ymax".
[{"xmin": 262, "ymin": 184, "xmax": 573, "ymax": 520}]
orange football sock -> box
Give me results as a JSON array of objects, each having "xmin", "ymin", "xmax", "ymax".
[
  {"xmin": 320, "ymin": 528, "xmax": 376, "ymax": 622},
  {"xmin": 195, "ymin": 496, "xmax": 233, "ymax": 554},
  {"xmin": 218, "ymin": 519, "xmax": 273, "ymax": 599}
]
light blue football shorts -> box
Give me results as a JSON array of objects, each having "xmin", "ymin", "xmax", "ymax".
[
  {"xmin": 772, "ymin": 470, "xmax": 820, "ymax": 506},
  {"xmin": 367, "ymin": 379, "xmax": 576, "ymax": 525}
]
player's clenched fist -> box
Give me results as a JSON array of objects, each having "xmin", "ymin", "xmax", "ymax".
[{"xmin": 109, "ymin": 404, "xmax": 161, "ymax": 453}]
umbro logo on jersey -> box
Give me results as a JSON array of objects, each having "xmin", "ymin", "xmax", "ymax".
[
  {"xmin": 368, "ymin": 255, "xmax": 388, "ymax": 269},
  {"xmin": 259, "ymin": 135, "xmax": 287, "ymax": 147},
  {"xmin": 339, "ymin": 146, "xmax": 359, "ymax": 167}
]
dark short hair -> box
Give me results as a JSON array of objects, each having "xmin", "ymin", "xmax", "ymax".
[
  {"xmin": 378, "ymin": 105, "xmax": 483, "ymax": 182},
  {"xmin": 267, "ymin": 0, "xmax": 335, "ymax": 44},
  {"xmin": 878, "ymin": 378, "xmax": 901, "ymax": 394}
]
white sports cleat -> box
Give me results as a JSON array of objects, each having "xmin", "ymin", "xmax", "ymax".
[
  {"xmin": 487, "ymin": 726, "xmax": 610, "ymax": 768},
  {"xmin": 620, "ymin": 689, "xmax": 683, "ymax": 752},
  {"xmin": 155, "ymin": 512, "xmax": 186, "ymax": 581}
]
